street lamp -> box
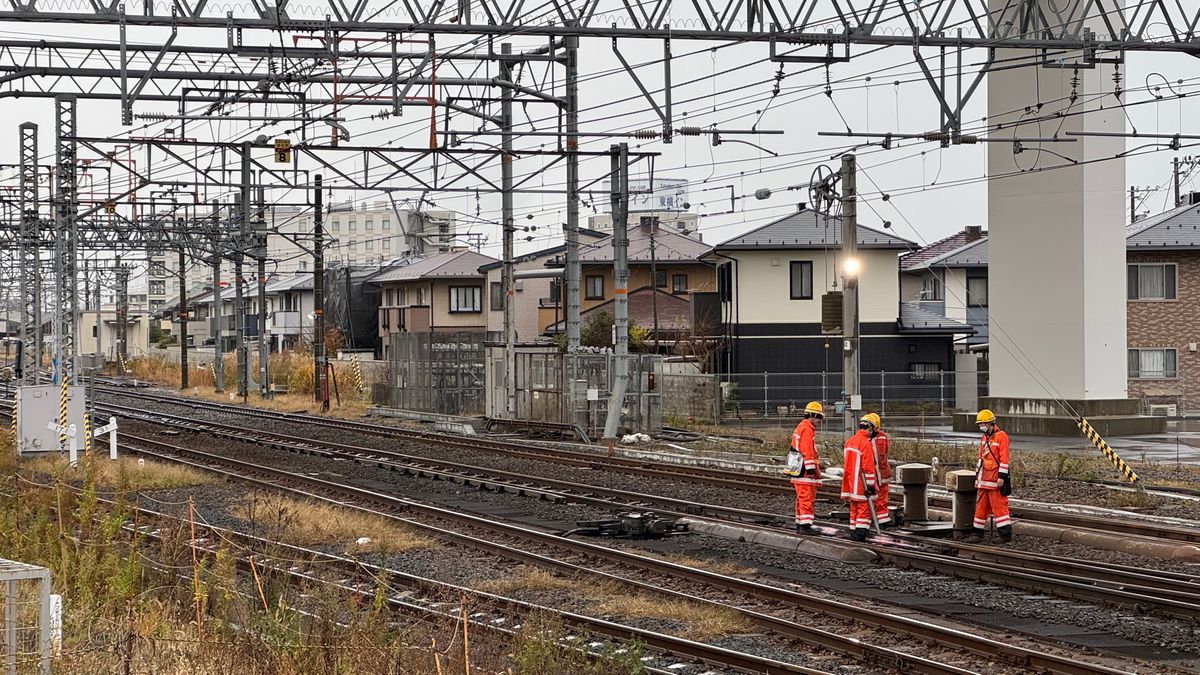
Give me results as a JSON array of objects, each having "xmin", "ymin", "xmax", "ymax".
[{"xmin": 841, "ymin": 256, "xmax": 861, "ymax": 277}]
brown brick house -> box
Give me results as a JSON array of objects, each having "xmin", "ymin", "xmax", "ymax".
[{"xmin": 1126, "ymin": 199, "xmax": 1200, "ymax": 412}]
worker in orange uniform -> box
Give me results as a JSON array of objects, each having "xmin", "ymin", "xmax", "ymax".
[
  {"xmin": 785, "ymin": 402, "xmax": 825, "ymax": 533},
  {"xmin": 966, "ymin": 409, "xmax": 1013, "ymax": 543},
  {"xmin": 862, "ymin": 413, "xmax": 893, "ymax": 528},
  {"xmin": 841, "ymin": 415, "xmax": 880, "ymax": 542}
]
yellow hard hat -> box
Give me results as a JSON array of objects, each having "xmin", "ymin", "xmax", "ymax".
[
  {"xmin": 976, "ymin": 409, "xmax": 996, "ymax": 424},
  {"xmin": 859, "ymin": 412, "xmax": 881, "ymax": 429},
  {"xmin": 804, "ymin": 401, "xmax": 824, "ymax": 417}
]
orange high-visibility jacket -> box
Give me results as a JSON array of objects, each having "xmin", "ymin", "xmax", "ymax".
[
  {"xmin": 872, "ymin": 430, "xmax": 891, "ymax": 481},
  {"xmin": 841, "ymin": 429, "xmax": 878, "ymax": 501},
  {"xmin": 790, "ymin": 419, "xmax": 822, "ymax": 484},
  {"xmin": 975, "ymin": 429, "xmax": 1011, "ymax": 490}
]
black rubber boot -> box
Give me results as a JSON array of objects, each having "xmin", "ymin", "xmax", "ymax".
[
  {"xmin": 961, "ymin": 528, "xmax": 985, "ymax": 544},
  {"xmin": 795, "ymin": 523, "xmax": 814, "ymax": 534},
  {"xmin": 997, "ymin": 525, "xmax": 1014, "ymax": 543},
  {"xmin": 849, "ymin": 528, "xmax": 869, "ymax": 542}
]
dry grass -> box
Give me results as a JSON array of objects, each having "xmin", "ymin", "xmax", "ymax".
[
  {"xmin": 229, "ymin": 492, "xmax": 434, "ymax": 554},
  {"xmin": 640, "ymin": 551, "xmax": 753, "ymax": 576},
  {"xmin": 593, "ymin": 593, "xmax": 751, "ymax": 640},
  {"xmin": 22, "ymin": 455, "xmax": 218, "ymax": 490},
  {"xmin": 481, "ymin": 568, "xmax": 751, "ymax": 641}
]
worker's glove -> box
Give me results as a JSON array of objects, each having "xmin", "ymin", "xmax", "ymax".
[
  {"xmin": 865, "ymin": 485, "xmax": 877, "ymax": 498},
  {"xmin": 1000, "ymin": 474, "xmax": 1012, "ymax": 497}
]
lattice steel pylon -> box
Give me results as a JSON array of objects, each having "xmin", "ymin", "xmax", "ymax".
[
  {"xmin": 53, "ymin": 96, "xmax": 79, "ymax": 386},
  {"xmin": 17, "ymin": 122, "xmax": 40, "ymax": 386}
]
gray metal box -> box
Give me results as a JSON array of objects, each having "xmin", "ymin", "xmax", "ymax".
[{"xmin": 16, "ymin": 385, "xmax": 87, "ymax": 455}]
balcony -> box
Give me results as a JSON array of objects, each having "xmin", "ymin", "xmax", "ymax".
[{"xmin": 269, "ymin": 311, "xmax": 304, "ymax": 335}]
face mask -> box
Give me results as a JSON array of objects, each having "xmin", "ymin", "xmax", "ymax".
[{"xmin": 978, "ymin": 424, "xmax": 989, "ymax": 433}]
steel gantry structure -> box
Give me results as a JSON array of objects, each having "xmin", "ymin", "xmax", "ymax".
[{"xmin": 0, "ymin": 0, "xmax": 1195, "ymax": 435}]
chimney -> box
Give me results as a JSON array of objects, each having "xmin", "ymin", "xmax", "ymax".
[
  {"xmin": 964, "ymin": 225, "xmax": 983, "ymax": 239},
  {"xmin": 1188, "ymin": 192, "xmax": 1200, "ymax": 206}
]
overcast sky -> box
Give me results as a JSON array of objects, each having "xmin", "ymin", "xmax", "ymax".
[{"xmin": 1, "ymin": 11, "xmax": 1197, "ymax": 268}]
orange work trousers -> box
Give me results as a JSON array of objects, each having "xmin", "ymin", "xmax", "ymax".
[
  {"xmin": 874, "ymin": 483, "xmax": 891, "ymax": 524},
  {"xmin": 791, "ymin": 480, "xmax": 817, "ymax": 526},
  {"xmin": 973, "ymin": 489, "xmax": 1011, "ymax": 529},
  {"xmin": 847, "ymin": 500, "xmax": 872, "ymax": 530}
]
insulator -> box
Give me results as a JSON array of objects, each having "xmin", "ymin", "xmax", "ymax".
[
  {"xmin": 632, "ymin": 129, "xmax": 659, "ymax": 139},
  {"xmin": 677, "ymin": 126, "xmax": 703, "ymax": 136},
  {"xmin": 922, "ymin": 132, "xmax": 950, "ymax": 142},
  {"xmin": 958, "ymin": 135, "xmax": 980, "ymax": 144}
]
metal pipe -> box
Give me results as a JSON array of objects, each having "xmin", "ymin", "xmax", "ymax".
[{"xmin": 603, "ymin": 143, "xmax": 629, "ymax": 439}]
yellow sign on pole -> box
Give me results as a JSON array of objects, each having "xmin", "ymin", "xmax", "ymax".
[
  {"xmin": 274, "ymin": 138, "xmax": 292, "ymax": 164},
  {"xmin": 104, "ymin": 202, "xmax": 116, "ymax": 214}
]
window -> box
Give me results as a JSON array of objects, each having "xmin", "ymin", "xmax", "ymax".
[
  {"xmin": 490, "ymin": 281, "xmax": 504, "ymax": 311},
  {"xmin": 585, "ymin": 275, "xmax": 604, "ymax": 300},
  {"xmin": 366, "ymin": 240, "xmax": 374, "ymax": 252},
  {"xmin": 299, "ymin": 260, "xmax": 308, "ymax": 271},
  {"xmin": 331, "ymin": 220, "xmax": 340, "ymax": 233},
  {"xmin": 416, "ymin": 287, "xmax": 426, "ymax": 305},
  {"xmin": 149, "ymin": 281, "xmax": 165, "ymax": 295},
  {"xmin": 365, "ymin": 220, "xmax": 374, "ymax": 231},
  {"xmin": 1129, "ymin": 348, "xmax": 1178, "ymax": 378},
  {"xmin": 385, "ymin": 289, "xmax": 393, "ymax": 306},
  {"xmin": 398, "ymin": 288, "xmax": 407, "ymax": 306},
  {"xmin": 349, "ymin": 220, "xmax": 357, "ymax": 232},
  {"xmin": 921, "ymin": 270, "xmax": 943, "ymax": 301},
  {"xmin": 149, "ymin": 262, "xmax": 167, "ymax": 278},
  {"xmin": 967, "ymin": 276, "xmax": 988, "ymax": 307},
  {"xmin": 549, "ymin": 279, "xmax": 561, "ymax": 303},
  {"xmin": 789, "ymin": 261, "xmax": 813, "ymax": 300},
  {"xmin": 382, "ymin": 219, "xmax": 391, "ymax": 231},
  {"xmin": 381, "ymin": 308, "xmax": 390, "ymax": 329},
  {"xmin": 349, "ymin": 241, "xmax": 357, "ymax": 252},
  {"xmin": 1127, "ymin": 263, "xmax": 1177, "ymax": 300},
  {"xmin": 449, "ymin": 286, "xmax": 482, "ymax": 313},
  {"xmin": 672, "ymin": 274, "xmax": 688, "ymax": 294},
  {"xmin": 909, "ymin": 363, "xmax": 940, "ymax": 382},
  {"xmin": 718, "ymin": 263, "xmax": 732, "ymax": 301},
  {"xmin": 382, "ymin": 238, "xmax": 391, "ymax": 251},
  {"xmin": 654, "ymin": 270, "xmax": 667, "ymax": 288}
]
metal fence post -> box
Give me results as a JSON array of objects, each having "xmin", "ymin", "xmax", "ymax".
[
  {"xmin": 821, "ymin": 370, "xmax": 828, "ymax": 406},
  {"xmin": 763, "ymin": 371, "xmax": 768, "ymax": 417},
  {"xmin": 939, "ymin": 370, "xmax": 946, "ymax": 416},
  {"xmin": 880, "ymin": 370, "xmax": 886, "ymax": 417}
]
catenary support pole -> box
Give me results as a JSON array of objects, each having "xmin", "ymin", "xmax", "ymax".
[
  {"xmin": 841, "ymin": 153, "xmax": 859, "ymax": 435},
  {"xmin": 603, "ymin": 143, "xmax": 629, "ymax": 439},
  {"xmin": 313, "ymin": 175, "xmax": 327, "ymax": 409},
  {"xmin": 564, "ymin": 34, "xmax": 582, "ymax": 351},
  {"xmin": 17, "ymin": 122, "xmax": 41, "ymax": 385},
  {"xmin": 179, "ymin": 245, "xmax": 189, "ymax": 389},
  {"xmin": 501, "ymin": 42, "xmax": 517, "ymax": 418},
  {"xmin": 255, "ymin": 186, "xmax": 269, "ymax": 397},
  {"xmin": 211, "ymin": 249, "xmax": 224, "ymax": 393},
  {"xmin": 235, "ymin": 145, "xmax": 250, "ymax": 399}
]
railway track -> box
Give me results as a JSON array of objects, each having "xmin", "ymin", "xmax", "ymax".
[
  {"xmin": 94, "ymin": 385, "xmax": 1200, "ymax": 545},
  {"xmin": 41, "ymin": 419, "xmax": 1148, "ymax": 675},
  {"xmin": 95, "ymin": 400, "xmax": 1200, "ymax": 624}
]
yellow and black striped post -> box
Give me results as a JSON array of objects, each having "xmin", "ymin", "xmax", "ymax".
[
  {"xmin": 1078, "ymin": 418, "xmax": 1139, "ymax": 483},
  {"xmin": 83, "ymin": 410, "xmax": 92, "ymax": 456},
  {"xmin": 58, "ymin": 377, "xmax": 69, "ymax": 451},
  {"xmin": 352, "ymin": 354, "xmax": 364, "ymax": 393},
  {"xmin": 9, "ymin": 396, "xmax": 18, "ymax": 452}
]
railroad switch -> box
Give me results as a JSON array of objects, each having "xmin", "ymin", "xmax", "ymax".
[{"xmin": 570, "ymin": 512, "xmax": 688, "ymax": 539}]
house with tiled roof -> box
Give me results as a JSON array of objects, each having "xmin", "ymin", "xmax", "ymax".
[
  {"xmin": 703, "ymin": 207, "xmax": 974, "ymax": 406},
  {"xmin": 369, "ymin": 250, "xmax": 499, "ymax": 356},
  {"xmin": 899, "ymin": 225, "xmax": 989, "ymax": 345}
]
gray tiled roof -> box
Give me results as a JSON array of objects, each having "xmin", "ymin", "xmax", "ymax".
[
  {"xmin": 1126, "ymin": 203, "xmax": 1200, "ymax": 250},
  {"xmin": 577, "ymin": 225, "xmax": 711, "ymax": 263},
  {"xmin": 713, "ymin": 208, "xmax": 914, "ymax": 250},
  {"xmin": 899, "ymin": 228, "xmax": 986, "ymax": 270},
  {"xmin": 905, "ymin": 238, "xmax": 989, "ymax": 270},
  {"xmin": 369, "ymin": 250, "xmax": 498, "ymax": 283},
  {"xmin": 265, "ymin": 273, "xmax": 314, "ymax": 294},
  {"xmin": 898, "ymin": 302, "xmax": 975, "ymax": 334}
]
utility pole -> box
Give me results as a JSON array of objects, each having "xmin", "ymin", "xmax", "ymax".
[
  {"xmin": 235, "ymin": 144, "xmax": 250, "ymax": 399},
  {"xmin": 1130, "ymin": 186, "xmax": 1136, "ymax": 223},
  {"xmin": 564, "ymin": 34, "xmax": 582, "ymax": 351},
  {"xmin": 312, "ymin": 175, "xmax": 327, "ymax": 410},
  {"xmin": 115, "ymin": 266, "xmax": 129, "ymax": 373},
  {"xmin": 255, "ymin": 185, "xmax": 269, "ymax": 397},
  {"xmin": 648, "ymin": 217, "xmax": 660, "ymax": 352},
  {"xmin": 211, "ymin": 202, "xmax": 224, "ymax": 393},
  {"xmin": 1174, "ymin": 156, "xmax": 1181, "ymax": 207},
  {"xmin": 178, "ymin": 244, "xmax": 189, "ymax": 389},
  {"xmin": 603, "ymin": 143, "xmax": 629, "ymax": 440},
  {"xmin": 500, "ymin": 42, "xmax": 517, "ymax": 419},
  {"xmin": 841, "ymin": 153, "xmax": 859, "ymax": 436}
]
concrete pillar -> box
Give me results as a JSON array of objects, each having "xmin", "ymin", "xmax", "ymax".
[
  {"xmin": 987, "ymin": 1, "xmax": 1126, "ymax": 403},
  {"xmin": 945, "ymin": 469, "xmax": 977, "ymax": 536},
  {"xmin": 896, "ymin": 463, "xmax": 932, "ymax": 522}
]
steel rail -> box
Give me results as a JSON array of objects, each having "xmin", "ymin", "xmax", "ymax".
[{"xmin": 63, "ymin": 424, "xmax": 1148, "ymax": 674}]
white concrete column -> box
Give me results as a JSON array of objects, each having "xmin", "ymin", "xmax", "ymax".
[{"xmin": 987, "ymin": 1, "xmax": 1127, "ymax": 401}]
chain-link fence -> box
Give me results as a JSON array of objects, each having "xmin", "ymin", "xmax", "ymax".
[{"xmin": 716, "ymin": 369, "xmax": 988, "ymax": 419}]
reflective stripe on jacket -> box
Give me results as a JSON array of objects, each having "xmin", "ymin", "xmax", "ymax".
[
  {"xmin": 975, "ymin": 429, "xmax": 1011, "ymax": 490},
  {"xmin": 789, "ymin": 419, "xmax": 822, "ymax": 484},
  {"xmin": 841, "ymin": 429, "xmax": 877, "ymax": 501}
]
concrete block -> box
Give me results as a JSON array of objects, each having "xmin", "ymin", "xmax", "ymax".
[
  {"xmin": 679, "ymin": 518, "xmax": 877, "ymax": 564},
  {"xmin": 896, "ymin": 463, "xmax": 932, "ymax": 484},
  {"xmin": 945, "ymin": 469, "xmax": 976, "ymax": 492}
]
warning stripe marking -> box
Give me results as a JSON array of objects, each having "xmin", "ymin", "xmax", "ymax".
[{"xmin": 1078, "ymin": 418, "xmax": 1139, "ymax": 483}]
